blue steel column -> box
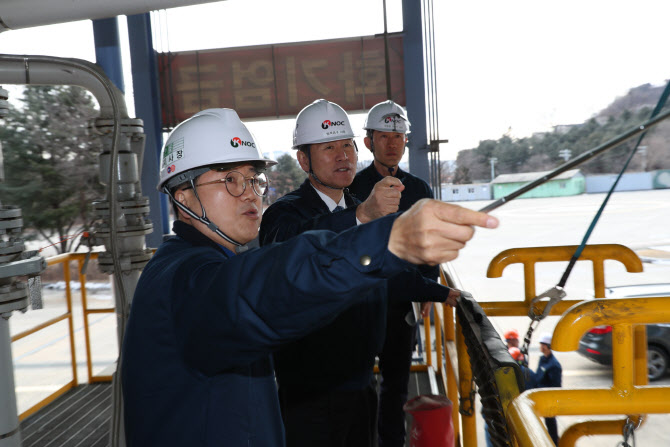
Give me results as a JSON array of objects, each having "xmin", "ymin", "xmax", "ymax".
[
  {"xmin": 93, "ymin": 18, "xmax": 125, "ymax": 93},
  {"xmin": 127, "ymin": 13, "xmax": 168, "ymax": 246},
  {"xmin": 402, "ymin": 0, "xmax": 430, "ymax": 182}
]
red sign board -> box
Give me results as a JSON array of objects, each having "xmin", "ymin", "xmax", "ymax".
[{"xmin": 158, "ymin": 34, "xmax": 405, "ymax": 128}]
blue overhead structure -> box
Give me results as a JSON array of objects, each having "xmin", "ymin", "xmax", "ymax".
[
  {"xmin": 402, "ymin": 0, "xmax": 442, "ymax": 197},
  {"xmin": 402, "ymin": 0, "xmax": 429, "ymax": 184},
  {"xmin": 127, "ymin": 13, "xmax": 168, "ymax": 247},
  {"xmin": 92, "ymin": 18, "xmax": 125, "ymax": 93}
]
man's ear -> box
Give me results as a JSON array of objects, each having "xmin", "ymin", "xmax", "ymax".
[
  {"xmin": 174, "ymin": 190, "xmax": 191, "ymax": 221},
  {"xmin": 296, "ymin": 150, "xmax": 310, "ymax": 173},
  {"xmin": 363, "ymin": 136, "xmax": 373, "ymax": 152}
]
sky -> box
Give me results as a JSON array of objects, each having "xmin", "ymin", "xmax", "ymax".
[{"xmin": 1, "ymin": 0, "xmax": 669, "ymax": 163}]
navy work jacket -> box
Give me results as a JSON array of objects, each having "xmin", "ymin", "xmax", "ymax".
[
  {"xmin": 259, "ymin": 179, "xmax": 451, "ymax": 393},
  {"xmin": 534, "ymin": 353, "xmax": 562, "ymax": 388},
  {"xmin": 259, "ymin": 179, "xmax": 385, "ymax": 393},
  {"xmin": 122, "ymin": 216, "xmax": 413, "ymax": 447},
  {"xmin": 349, "ymin": 163, "xmax": 440, "ymax": 298}
]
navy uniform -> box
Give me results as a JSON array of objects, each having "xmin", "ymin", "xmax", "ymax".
[
  {"xmin": 122, "ymin": 215, "xmax": 416, "ymax": 446},
  {"xmin": 349, "ymin": 162, "xmax": 438, "ymax": 447},
  {"xmin": 259, "ymin": 179, "xmax": 385, "ymax": 447},
  {"xmin": 533, "ymin": 349, "xmax": 562, "ymax": 444}
]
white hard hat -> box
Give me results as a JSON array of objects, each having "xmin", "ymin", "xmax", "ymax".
[
  {"xmin": 158, "ymin": 108, "xmax": 276, "ymax": 191},
  {"xmin": 292, "ymin": 99, "xmax": 355, "ymax": 148},
  {"xmin": 539, "ymin": 333, "xmax": 552, "ymax": 346},
  {"xmin": 363, "ymin": 100, "xmax": 410, "ymax": 134}
]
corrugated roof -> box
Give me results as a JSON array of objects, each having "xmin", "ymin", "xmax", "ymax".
[{"xmin": 491, "ymin": 169, "xmax": 582, "ymax": 184}]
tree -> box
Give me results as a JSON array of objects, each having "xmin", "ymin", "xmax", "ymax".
[
  {"xmin": 0, "ymin": 85, "xmax": 104, "ymax": 253},
  {"xmin": 266, "ymin": 153, "xmax": 307, "ymax": 203}
]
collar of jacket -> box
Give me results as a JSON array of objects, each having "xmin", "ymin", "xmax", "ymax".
[
  {"xmin": 363, "ymin": 162, "xmax": 406, "ymax": 183},
  {"xmin": 172, "ymin": 220, "xmax": 233, "ymax": 257},
  {"xmin": 297, "ymin": 178, "xmax": 360, "ymax": 211}
]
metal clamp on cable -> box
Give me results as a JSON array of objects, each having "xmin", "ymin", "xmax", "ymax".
[
  {"xmin": 520, "ymin": 286, "xmax": 566, "ymax": 356},
  {"xmin": 528, "ymin": 285, "xmax": 566, "ymax": 321}
]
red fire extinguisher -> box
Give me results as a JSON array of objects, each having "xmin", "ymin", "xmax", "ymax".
[{"xmin": 403, "ymin": 395, "xmax": 454, "ymax": 447}]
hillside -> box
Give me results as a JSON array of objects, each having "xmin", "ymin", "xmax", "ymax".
[{"xmin": 452, "ymin": 81, "xmax": 670, "ymax": 183}]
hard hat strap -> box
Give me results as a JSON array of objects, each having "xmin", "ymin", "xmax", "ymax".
[{"xmin": 163, "ymin": 184, "xmax": 245, "ymax": 249}]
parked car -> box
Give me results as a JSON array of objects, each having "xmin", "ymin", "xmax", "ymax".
[{"xmin": 577, "ymin": 284, "xmax": 670, "ymax": 381}]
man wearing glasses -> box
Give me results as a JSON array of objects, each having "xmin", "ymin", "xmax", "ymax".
[{"xmin": 121, "ymin": 108, "xmax": 498, "ymax": 447}]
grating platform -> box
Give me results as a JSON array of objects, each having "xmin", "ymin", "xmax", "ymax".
[
  {"xmin": 20, "ymin": 383, "xmax": 112, "ymax": 447},
  {"xmin": 19, "ymin": 369, "xmax": 438, "ymax": 447}
]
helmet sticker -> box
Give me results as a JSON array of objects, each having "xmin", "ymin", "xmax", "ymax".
[
  {"xmin": 381, "ymin": 113, "xmax": 405, "ymax": 131},
  {"xmin": 321, "ymin": 119, "xmax": 345, "ymax": 130},
  {"xmin": 230, "ymin": 137, "xmax": 256, "ymax": 148},
  {"xmin": 162, "ymin": 137, "xmax": 185, "ymax": 168}
]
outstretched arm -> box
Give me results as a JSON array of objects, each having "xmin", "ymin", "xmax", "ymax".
[{"xmin": 388, "ymin": 199, "xmax": 498, "ymax": 265}]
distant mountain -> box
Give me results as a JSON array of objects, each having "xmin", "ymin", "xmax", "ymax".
[{"xmin": 597, "ymin": 82, "xmax": 667, "ymax": 119}]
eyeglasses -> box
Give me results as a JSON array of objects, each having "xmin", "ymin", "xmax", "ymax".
[{"xmin": 190, "ymin": 171, "xmax": 268, "ymax": 197}]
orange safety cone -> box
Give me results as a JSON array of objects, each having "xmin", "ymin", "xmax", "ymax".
[{"xmin": 403, "ymin": 394, "xmax": 454, "ymax": 447}]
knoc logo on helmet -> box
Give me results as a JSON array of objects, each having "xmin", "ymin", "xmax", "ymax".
[
  {"xmin": 321, "ymin": 119, "xmax": 346, "ymax": 130},
  {"xmin": 230, "ymin": 137, "xmax": 256, "ymax": 148}
]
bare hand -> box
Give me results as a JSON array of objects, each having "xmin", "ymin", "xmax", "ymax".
[
  {"xmin": 419, "ymin": 289, "xmax": 460, "ymax": 316},
  {"xmin": 420, "ymin": 301, "xmax": 432, "ymax": 317},
  {"xmin": 445, "ymin": 289, "xmax": 461, "ymax": 307},
  {"xmin": 388, "ymin": 199, "xmax": 498, "ymax": 265},
  {"xmin": 356, "ymin": 176, "xmax": 405, "ymax": 223}
]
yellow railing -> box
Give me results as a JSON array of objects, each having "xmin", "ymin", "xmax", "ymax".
[
  {"xmin": 11, "ymin": 251, "xmax": 114, "ymax": 421},
  {"xmin": 508, "ymin": 297, "xmax": 670, "ymax": 446},
  {"xmin": 444, "ymin": 243, "xmax": 668, "ymax": 447}
]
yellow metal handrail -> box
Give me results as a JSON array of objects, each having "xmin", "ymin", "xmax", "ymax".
[
  {"xmin": 11, "ymin": 251, "xmax": 113, "ymax": 421},
  {"xmin": 11, "ymin": 254, "xmax": 79, "ymax": 420},
  {"xmin": 454, "ymin": 243, "xmax": 646, "ymax": 447},
  {"xmin": 508, "ymin": 297, "xmax": 670, "ymax": 446}
]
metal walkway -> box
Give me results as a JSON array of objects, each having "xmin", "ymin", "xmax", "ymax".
[
  {"xmin": 20, "ymin": 384, "xmax": 112, "ymax": 447},
  {"xmin": 18, "ymin": 369, "xmax": 439, "ymax": 447}
]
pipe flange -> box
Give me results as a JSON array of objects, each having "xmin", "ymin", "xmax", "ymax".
[
  {"xmin": 0, "ymin": 206, "xmax": 22, "ymax": 219},
  {"xmin": 0, "ymin": 239, "xmax": 25, "ymax": 257},
  {"xmin": 0, "ymin": 86, "xmax": 8, "ymax": 118},
  {"xmin": 0, "ymin": 256, "xmax": 46, "ymax": 280},
  {"xmin": 91, "ymin": 118, "xmax": 144, "ymax": 136},
  {"xmin": 97, "ymin": 249, "xmax": 152, "ymax": 273},
  {"xmin": 0, "ymin": 284, "xmax": 29, "ymax": 313}
]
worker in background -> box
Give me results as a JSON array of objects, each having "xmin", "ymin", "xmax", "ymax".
[
  {"xmin": 121, "ymin": 107, "xmax": 498, "ymax": 447},
  {"xmin": 533, "ymin": 333, "xmax": 563, "ymax": 445},
  {"xmin": 348, "ymin": 100, "xmax": 437, "ymax": 447},
  {"xmin": 486, "ymin": 331, "xmax": 528, "ymax": 447},
  {"xmin": 259, "ymin": 99, "xmax": 462, "ymax": 447},
  {"xmin": 504, "ymin": 328, "xmax": 520, "ymax": 349},
  {"xmin": 508, "ymin": 346, "xmax": 525, "ymax": 366}
]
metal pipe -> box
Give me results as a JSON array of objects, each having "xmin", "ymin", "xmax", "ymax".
[
  {"xmin": 0, "ymin": 54, "xmax": 148, "ymax": 447},
  {"xmin": 0, "ymin": 55, "xmax": 127, "ymax": 118},
  {"xmin": 480, "ymin": 107, "xmax": 670, "ymax": 213},
  {"xmin": 0, "ymin": 0, "xmax": 222, "ymax": 32}
]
